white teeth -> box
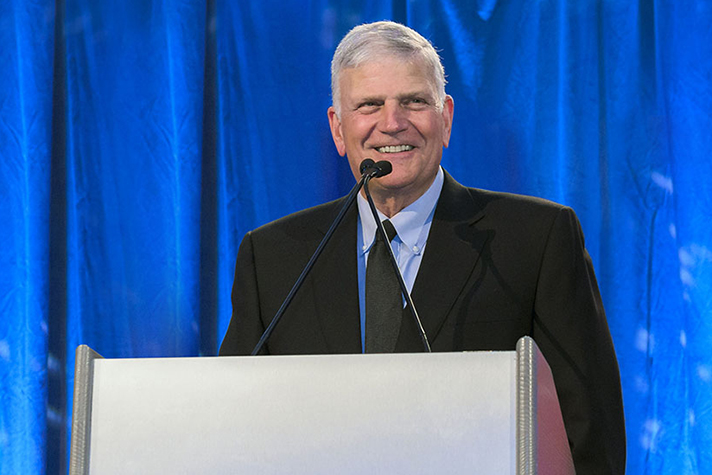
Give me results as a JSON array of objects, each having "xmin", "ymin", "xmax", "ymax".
[{"xmin": 377, "ymin": 145, "xmax": 414, "ymax": 153}]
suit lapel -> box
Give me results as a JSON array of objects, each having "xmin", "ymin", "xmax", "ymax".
[
  {"xmin": 400, "ymin": 172, "xmax": 488, "ymax": 350},
  {"xmin": 311, "ymin": 200, "xmax": 362, "ymax": 353}
]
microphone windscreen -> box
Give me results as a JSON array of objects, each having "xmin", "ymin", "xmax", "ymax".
[
  {"xmin": 359, "ymin": 159, "xmax": 376, "ymax": 175},
  {"xmin": 374, "ymin": 161, "xmax": 392, "ymax": 177}
]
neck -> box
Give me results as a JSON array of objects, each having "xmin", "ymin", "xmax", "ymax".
[
  {"xmin": 372, "ymin": 195, "xmax": 411, "ymax": 218},
  {"xmin": 363, "ymin": 172, "xmax": 439, "ymax": 218},
  {"xmin": 362, "ymin": 187, "xmax": 421, "ymax": 218}
]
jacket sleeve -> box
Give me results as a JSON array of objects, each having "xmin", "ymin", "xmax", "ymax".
[
  {"xmin": 532, "ymin": 206, "xmax": 626, "ymax": 474},
  {"xmin": 219, "ymin": 231, "xmax": 268, "ymax": 356}
]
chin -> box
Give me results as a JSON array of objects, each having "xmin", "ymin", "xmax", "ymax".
[{"xmin": 373, "ymin": 176, "xmax": 413, "ymax": 191}]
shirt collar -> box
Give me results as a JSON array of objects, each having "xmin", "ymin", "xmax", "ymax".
[{"xmin": 357, "ymin": 167, "xmax": 444, "ymax": 254}]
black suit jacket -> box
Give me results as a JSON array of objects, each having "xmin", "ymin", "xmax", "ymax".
[{"xmin": 220, "ymin": 171, "xmax": 626, "ymax": 474}]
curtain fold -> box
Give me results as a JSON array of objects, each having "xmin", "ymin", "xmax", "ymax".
[
  {"xmin": 1, "ymin": 1, "xmax": 710, "ymax": 473},
  {"xmin": 0, "ymin": 2, "xmax": 56, "ymax": 473}
]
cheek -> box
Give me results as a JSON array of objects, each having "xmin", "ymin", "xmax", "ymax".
[
  {"xmin": 414, "ymin": 115, "xmax": 441, "ymax": 137},
  {"xmin": 346, "ymin": 116, "xmax": 377, "ymax": 139}
]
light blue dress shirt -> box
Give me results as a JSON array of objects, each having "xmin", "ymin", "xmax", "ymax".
[{"xmin": 356, "ymin": 167, "xmax": 445, "ymax": 352}]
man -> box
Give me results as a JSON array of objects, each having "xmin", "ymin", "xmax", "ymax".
[{"xmin": 220, "ymin": 21, "xmax": 625, "ymax": 474}]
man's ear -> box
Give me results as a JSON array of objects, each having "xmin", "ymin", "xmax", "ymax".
[
  {"xmin": 327, "ymin": 106, "xmax": 347, "ymax": 156},
  {"xmin": 441, "ymin": 95, "xmax": 454, "ymax": 148}
]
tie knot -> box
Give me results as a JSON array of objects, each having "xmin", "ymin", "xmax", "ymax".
[{"xmin": 381, "ymin": 219, "xmax": 397, "ymax": 242}]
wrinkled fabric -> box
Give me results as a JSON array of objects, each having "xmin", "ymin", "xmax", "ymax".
[{"xmin": 0, "ymin": 1, "xmax": 710, "ymax": 474}]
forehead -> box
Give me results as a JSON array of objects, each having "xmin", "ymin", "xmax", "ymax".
[{"xmin": 339, "ymin": 57, "xmax": 437, "ymax": 99}]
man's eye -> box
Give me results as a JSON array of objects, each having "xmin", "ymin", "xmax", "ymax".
[
  {"xmin": 405, "ymin": 98, "xmax": 428, "ymax": 108},
  {"xmin": 356, "ymin": 102, "xmax": 380, "ymax": 113}
]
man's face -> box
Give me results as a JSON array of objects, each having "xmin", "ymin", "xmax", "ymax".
[{"xmin": 328, "ymin": 57, "xmax": 454, "ymax": 203}]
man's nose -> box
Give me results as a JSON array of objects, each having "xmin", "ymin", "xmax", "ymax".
[{"xmin": 379, "ymin": 101, "xmax": 407, "ymax": 133}]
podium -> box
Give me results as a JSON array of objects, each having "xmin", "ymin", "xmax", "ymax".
[{"xmin": 69, "ymin": 337, "xmax": 574, "ymax": 474}]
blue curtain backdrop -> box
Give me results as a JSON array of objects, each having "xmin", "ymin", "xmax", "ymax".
[{"xmin": 1, "ymin": 0, "xmax": 710, "ymax": 473}]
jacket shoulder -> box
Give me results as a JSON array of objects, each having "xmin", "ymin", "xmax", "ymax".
[
  {"xmin": 250, "ymin": 197, "xmax": 348, "ymax": 243},
  {"xmin": 441, "ymin": 171, "xmax": 571, "ymax": 224},
  {"xmin": 470, "ymin": 187, "xmax": 568, "ymax": 215}
]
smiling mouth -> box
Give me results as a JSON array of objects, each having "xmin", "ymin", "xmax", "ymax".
[{"xmin": 376, "ymin": 145, "xmax": 414, "ymax": 153}]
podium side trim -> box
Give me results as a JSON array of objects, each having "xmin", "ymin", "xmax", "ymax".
[
  {"xmin": 69, "ymin": 345, "xmax": 103, "ymax": 475},
  {"xmin": 517, "ymin": 336, "xmax": 537, "ymax": 475}
]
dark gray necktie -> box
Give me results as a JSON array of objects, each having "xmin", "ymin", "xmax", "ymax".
[{"xmin": 365, "ymin": 219, "xmax": 402, "ymax": 353}]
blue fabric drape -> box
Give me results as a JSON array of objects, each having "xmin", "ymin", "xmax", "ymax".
[
  {"xmin": 62, "ymin": 0, "xmax": 207, "ymax": 359},
  {"xmin": 1, "ymin": 1, "xmax": 711, "ymax": 473},
  {"xmin": 0, "ymin": 2, "xmax": 55, "ymax": 473}
]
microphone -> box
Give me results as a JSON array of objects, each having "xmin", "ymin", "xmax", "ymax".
[
  {"xmin": 251, "ymin": 159, "xmax": 381, "ymax": 355},
  {"xmin": 360, "ymin": 159, "xmax": 392, "ymax": 178},
  {"xmin": 360, "ymin": 158, "xmax": 377, "ymax": 176},
  {"xmin": 362, "ymin": 162, "xmax": 432, "ymax": 352},
  {"xmin": 374, "ymin": 160, "xmax": 392, "ymax": 177}
]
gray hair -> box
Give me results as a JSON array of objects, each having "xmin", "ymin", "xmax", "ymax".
[{"xmin": 330, "ymin": 21, "xmax": 447, "ymax": 117}]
